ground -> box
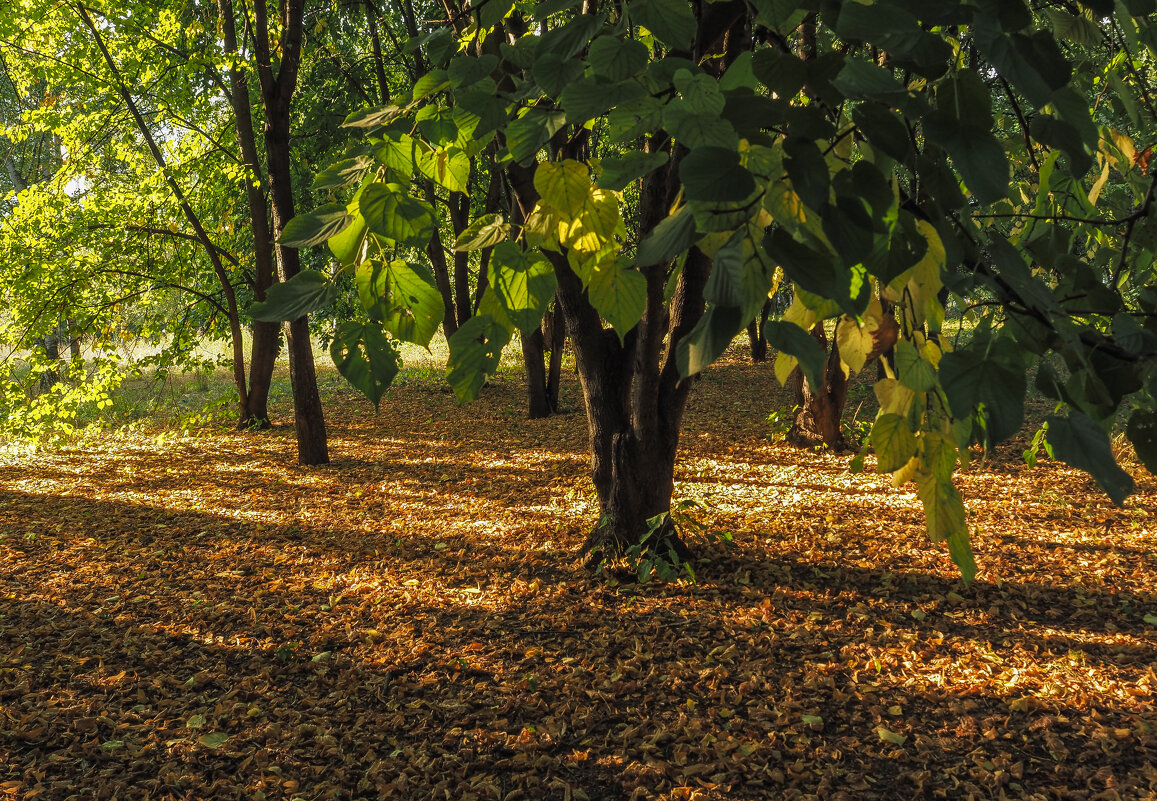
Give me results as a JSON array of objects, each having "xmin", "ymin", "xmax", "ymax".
[{"xmin": 1, "ymin": 346, "xmax": 1155, "ymax": 800}]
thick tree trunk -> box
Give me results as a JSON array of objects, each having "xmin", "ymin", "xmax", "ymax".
[
  {"xmin": 786, "ymin": 323, "xmax": 849, "ymax": 451},
  {"xmin": 255, "ymin": 0, "xmax": 329, "ymax": 465}
]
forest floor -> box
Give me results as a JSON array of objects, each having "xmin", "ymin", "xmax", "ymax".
[{"xmin": 1, "ymin": 344, "xmax": 1156, "ymax": 801}]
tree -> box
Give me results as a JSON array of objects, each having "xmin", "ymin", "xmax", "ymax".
[{"xmin": 260, "ymin": 0, "xmax": 1157, "ymax": 581}]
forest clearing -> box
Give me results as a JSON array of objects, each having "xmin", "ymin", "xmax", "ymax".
[{"xmin": 2, "ymin": 351, "xmax": 1154, "ymax": 801}]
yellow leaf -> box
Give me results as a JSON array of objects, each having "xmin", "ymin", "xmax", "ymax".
[{"xmin": 534, "ymin": 159, "xmax": 591, "ymax": 216}]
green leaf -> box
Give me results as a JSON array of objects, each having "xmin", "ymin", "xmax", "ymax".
[
  {"xmin": 631, "ymin": 0, "xmax": 696, "ymax": 49},
  {"xmin": 871, "ymin": 414, "xmax": 917, "ymax": 473},
  {"xmin": 343, "ymin": 104, "xmax": 403, "ymax": 129},
  {"xmin": 597, "ymin": 151, "xmax": 669, "ymax": 191},
  {"xmin": 454, "ymin": 214, "xmax": 510, "ymax": 252},
  {"xmin": 607, "ymin": 95, "xmax": 664, "ymax": 141},
  {"xmin": 356, "ymin": 260, "xmax": 445, "ymax": 347},
  {"xmin": 1126, "ymin": 408, "xmax": 1157, "ymax": 474},
  {"xmin": 1046, "ymin": 413, "xmax": 1136, "ymax": 505},
  {"xmin": 894, "ymin": 341, "xmax": 936, "ymax": 393},
  {"xmin": 832, "ymin": 60, "xmax": 923, "ymax": 113},
  {"xmin": 636, "ymin": 205, "xmax": 696, "ymax": 267},
  {"xmin": 506, "ymin": 109, "xmax": 567, "ymax": 165},
  {"xmin": 446, "ymin": 314, "xmax": 513, "ymax": 403},
  {"xmin": 974, "ymin": 16, "xmax": 1069, "ymax": 110},
  {"xmin": 677, "ymin": 304, "xmax": 746, "ymax": 378},
  {"xmin": 197, "ymin": 732, "xmax": 230, "ymax": 749},
  {"xmin": 852, "ymin": 103, "xmax": 911, "ymax": 162},
  {"xmin": 420, "ymin": 147, "xmax": 471, "ymax": 193},
  {"xmin": 312, "ymin": 156, "xmax": 372, "ymax": 191},
  {"xmin": 277, "ymin": 203, "xmax": 353, "ymax": 249},
  {"xmin": 531, "ymin": 53, "xmax": 586, "ymax": 98},
  {"xmin": 250, "ymin": 270, "xmax": 339, "ymax": 322},
  {"xmin": 359, "ymin": 183, "xmax": 436, "ymax": 246},
  {"xmin": 487, "ymin": 242, "xmax": 559, "ymax": 334},
  {"xmin": 535, "ymin": 159, "xmax": 591, "ymax": 215},
  {"xmin": 704, "ymin": 234, "xmax": 747, "ymax": 308},
  {"xmin": 752, "ymin": 48, "xmax": 807, "ymax": 99},
  {"xmin": 939, "ymin": 344, "xmax": 1025, "ymax": 444},
  {"xmin": 589, "ymin": 36, "xmax": 650, "ymax": 81},
  {"xmin": 679, "ymin": 147, "xmax": 756, "ymax": 202},
  {"xmin": 413, "ymin": 69, "xmax": 450, "ymax": 100},
  {"xmin": 448, "ymin": 53, "xmax": 499, "ymax": 87},
  {"xmin": 763, "ymin": 321, "xmax": 825, "ymax": 391},
  {"xmin": 538, "ymin": 13, "xmax": 603, "ymax": 60},
  {"xmin": 673, "ymin": 70, "xmax": 726, "ymax": 115},
  {"xmin": 330, "ymin": 321, "xmax": 400, "ymax": 408},
  {"xmin": 662, "ymin": 105, "xmax": 738, "ymax": 150},
  {"xmin": 1045, "ymin": 9, "xmax": 1103, "ymax": 46},
  {"xmin": 923, "ymin": 114, "xmax": 1008, "ymax": 204},
  {"xmin": 327, "ymin": 210, "xmax": 366, "ymax": 266},
  {"xmin": 560, "ymin": 77, "xmax": 648, "ymax": 125},
  {"xmin": 916, "ymin": 474, "xmax": 977, "ymax": 584},
  {"xmin": 587, "ymin": 258, "xmax": 647, "ymax": 341}
]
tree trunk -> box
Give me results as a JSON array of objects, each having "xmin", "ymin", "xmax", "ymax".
[
  {"xmin": 520, "ymin": 326, "xmax": 552, "ymax": 419},
  {"xmin": 67, "ymin": 319, "xmax": 80, "ymax": 363},
  {"xmin": 219, "ymin": 0, "xmax": 277, "ymax": 430},
  {"xmin": 254, "ymin": 0, "xmax": 329, "ymax": 465},
  {"xmin": 786, "ymin": 323, "xmax": 849, "ymax": 451},
  {"xmin": 746, "ymin": 299, "xmax": 771, "ymax": 362},
  {"xmin": 545, "ymin": 300, "xmax": 565, "ymax": 412},
  {"xmin": 38, "ymin": 330, "xmax": 60, "ymax": 392},
  {"xmin": 365, "ymin": 1, "xmax": 390, "ymax": 104}
]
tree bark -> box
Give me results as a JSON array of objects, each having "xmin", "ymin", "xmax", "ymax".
[
  {"xmin": 520, "ymin": 326, "xmax": 552, "ymax": 419},
  {"xmin": 218, "ymin": 0, "xmax": 278, "ymax": 429},
  {"xmin": 254, "ymin": 0, "xmax": 329, "ymax": 465},
  {"xmin": 746, "ymin": 299, "xmax": 771, "ymax": 362},
  {"xmin": 786, "ymin": 323, "xmax": 849, "ymax": 451},
  {"xmin": 545, "ymin": 300, "xmax": 565, "ymax": 412},
  {"xmin": 365, "ymin": 1, "xmax": 391, "ymax": 104},
  {"xmin": 38, "ymin": 330, "xmax": 60, "ymax": 392}
]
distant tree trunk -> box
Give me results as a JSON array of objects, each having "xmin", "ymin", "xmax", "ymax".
[
  {"xmin": 521, "ymin": 326, "xmax": 552, "ymax": 419},
  {"xmin": 254, "ymin": 0, "xmax": 329, "ymax": 465},
  {"xmin": 519, "ymin": 301, "xmax": 568, "ymax": 419},
  {"xmin": 786, "ymin": 313, "xmax": 898, "ymax": 451},
  {"xmin": 38, "ymin": 329, "xmax": 60, "ymax": 392},
  {"xmin": 746, "ymin": 299, "xmax": 771, "ymax": 362},
  {"xmin": 67, "ymin": 320, "xmax": 80, "ymax": 363},
  {"xmin": 786, "ymin": 324, "xmax": 849, "ymax": 451},
  {"xmin": 365, "ymin": 1, "xmax": 390, "ymax": 104},
  {"xmin": 545, "ymin": 301, "xmax": 566, "ymax": 412},
  {"xmin": 219, "ymin": 0, "xmax": 277, "ymax": 430}
]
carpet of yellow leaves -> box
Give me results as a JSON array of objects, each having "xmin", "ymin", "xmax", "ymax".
[{"xmin": 1, "ymin": 350, "xmax": 1154, "ymax": 800}]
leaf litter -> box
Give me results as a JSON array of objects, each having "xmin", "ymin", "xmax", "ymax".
[{"xmin": 0, "ymin": 349, "xmax": 1155, "ymax": 800}]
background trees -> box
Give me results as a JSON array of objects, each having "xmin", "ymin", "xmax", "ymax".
[
  {"xmin": 262, "ymin": 0, "xmax": 1157, "ymax": 580},
  {"xmin": 3, "ymin": 0, "xmax": 1156, "ymax": 582}
]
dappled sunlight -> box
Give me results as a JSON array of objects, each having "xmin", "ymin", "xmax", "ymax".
[{"xmin": 1, "ymin": 363, "xmax": 1155, "ymax": 799}]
